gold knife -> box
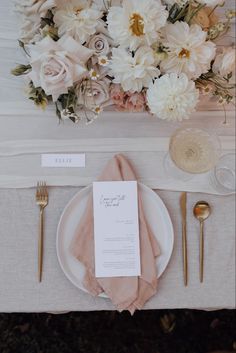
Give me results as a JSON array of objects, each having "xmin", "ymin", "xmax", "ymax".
[{"xmin": 180, "ymin": 192, "xmax": 188, "ymax": 286}]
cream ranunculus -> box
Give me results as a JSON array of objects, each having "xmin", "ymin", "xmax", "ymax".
[
  {"xmin": 28, "ymin": 35, "xmax": 94, "ymax": 101},
  {"xmin": 213, "ymin": 47, "xmax": 236, "ymax": 77},
  {"xmin": 77, "ymin": 77, "xmax": 111, "ymax": 109},
  {"xmin": 160, "ymin": 21, "xmax": 216, "ymax": 79},
  {"xmin": 53, "ymin": 0, "xmax": 102, "ymax": 43},
  {"xmin": 110, "ymin": 46, "xmax": 160, "ymax": 92},
  {"xmin": 107, "ymin": 0, "xmax": 168, "ymax": 50},
  {"xmin": 147, "ymin": 73, "xmax": 199, "ymax": 121}
]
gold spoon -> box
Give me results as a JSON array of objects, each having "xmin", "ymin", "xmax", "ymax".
[{"xmin": 193, "ymin": 201, "xmax": 211, "ymax": 283}]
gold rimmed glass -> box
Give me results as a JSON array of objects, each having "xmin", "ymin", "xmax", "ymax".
[{"xmin": 165, "ymin": 128, "xmax": 222, "ymax": 180}]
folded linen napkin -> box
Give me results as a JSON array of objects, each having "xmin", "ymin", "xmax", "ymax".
[{"xmin": 70, "ymin": 154, "xmax": 160, "ymax": 314}]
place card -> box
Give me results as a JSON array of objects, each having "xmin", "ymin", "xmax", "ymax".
[
  {"xmin": 93, "ymin": 181, "xmax": 140, "ymax": 278},
  {"xmin": 41, "ymin": 154, "xmax": 85, "ymax": 168}
]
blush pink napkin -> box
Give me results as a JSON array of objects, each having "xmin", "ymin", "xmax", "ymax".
[{"xmin": 70, "ymin": 154, "xmax": 160, "ymax": 314}]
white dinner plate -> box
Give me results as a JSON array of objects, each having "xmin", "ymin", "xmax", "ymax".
[{"xmin": 56, "ymin": 183, "xmax": 174, "ymax": 297}]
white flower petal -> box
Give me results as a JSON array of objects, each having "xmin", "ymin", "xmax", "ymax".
[
  {"xmin": 107, "ymin": 0, "xmax": 168, "ymax": 50},
  {"xmin": 53, "ymin": 0, "xmax": 102, "ymax": 43},
  {"xmin": 110, "ymin": 46, "xmax": 160, "ymax": 93},
  {"xmin": 160, "ymin": 22, "xmax": 216, "ymax": 79},
  {"xmin": 147, "ymin": 73, "xmax": 199, "ymax": 121}
]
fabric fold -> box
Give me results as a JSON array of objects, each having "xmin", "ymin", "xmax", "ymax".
[{"xmin": 70, "ymin": 154, "xmax": 160, "ymax": 314}]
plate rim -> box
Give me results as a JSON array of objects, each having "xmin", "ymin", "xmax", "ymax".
[{"xmin": 56, "ymin": 183, "xmax": 174, "ymax": 295}]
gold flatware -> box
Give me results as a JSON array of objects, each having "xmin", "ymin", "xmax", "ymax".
[
  {"xmin": 36, "ymin": 181, "xmax": 48, "ymax": 282},
  {"xmin": 193, "ymin": 201, "xmax": 211, "ymax": 283},
  {"xmin": 180, "ymin": 192, "xmax": 188, "ymax": 286}
]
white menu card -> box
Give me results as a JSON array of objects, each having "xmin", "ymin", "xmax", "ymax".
[{"xmin": 93, "ymin": 181, "xmax": 141, "ymax": 278}]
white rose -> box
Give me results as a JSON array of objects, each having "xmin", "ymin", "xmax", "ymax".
[
  {"xmin": 28, "ymin": 35, "xmax": 94, "ymax": 101},
  {"xmin": 213, "ymin": 47, "xmax": 236, "ymax": 77},
  {"xmin": 77, "ymin": 78, "xmax": 111, "ymax": 109}
]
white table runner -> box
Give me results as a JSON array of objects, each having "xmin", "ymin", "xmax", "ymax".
[{"xmin": 0, "ymin": 135, "xmax": 235, "ymax": 193}]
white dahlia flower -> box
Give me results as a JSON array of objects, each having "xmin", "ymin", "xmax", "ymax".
[
  {"xmin": 107, "ymin": 0, "xmax": 168, "ymax": 51},
  {"xmin": 53, "ymin": 0, "xmax": 102, "ymax": 43},
  {"xmin": 160, "ymin": 21, "xmax": 216, "ymax": 79},
  {"xmin": 110, "ymin": 46, "xmax": 160, "ymax": 92},
  {"xmin": 147, "ymin": 73, "xmax": 199, "ymax": 121}
]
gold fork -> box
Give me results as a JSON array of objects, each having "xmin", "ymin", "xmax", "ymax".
[{"xmin": 36, "ymin": 181, "xmax": 48, "ymax": 282}]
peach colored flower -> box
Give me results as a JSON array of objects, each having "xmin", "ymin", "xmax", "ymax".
[
  {"xmin": 110, "ymin": 84, "xmax": 125, "ymax": 105},
  {"xmin": 124, "ymin": 93, "xmax": 146, "ymax": 112},
  {"xmin": 110, "ymin": 84, "xmax": 146, "ymax": 112},
  {"xmin": 190, "ymin": 6, "xmax": 218, "ymax": 31}
]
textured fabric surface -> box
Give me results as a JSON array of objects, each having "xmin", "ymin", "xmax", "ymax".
[{"xmin": 0, "ymin": 187, "xmax": 235, "ymax": 312}]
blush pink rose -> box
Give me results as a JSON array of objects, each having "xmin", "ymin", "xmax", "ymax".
[
  {"xmin": 28, "ymin": 35, "xmax": 94, "ymax": 101},
  {"xmin": 110, "ymin": 84, "xmax": 146, "ymax": 112},
  {"xmin": 124, "ymin": 92, "xmax": 146, "ymax": 112},
  {"xmin": 110, "ymin": 84, "xmax": 125, "ymax": 104}
]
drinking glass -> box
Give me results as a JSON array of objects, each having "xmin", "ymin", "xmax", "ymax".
[
  {"xmin": 211, "ymin": 153, "xmax": 235, "ymax": 194},
  {"xmin": 164, "ymin": 128, "xmax": 221, "ymax": 180}
]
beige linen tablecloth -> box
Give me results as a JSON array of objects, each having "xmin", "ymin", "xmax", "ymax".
[{"xmin": 0, "ymin": 187, "xmax": 235, "ymax": 312}]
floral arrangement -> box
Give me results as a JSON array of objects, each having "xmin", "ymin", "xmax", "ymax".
[{"xmin": 12, "ymin": 0, "xmax": 235, "ymax": 124}]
